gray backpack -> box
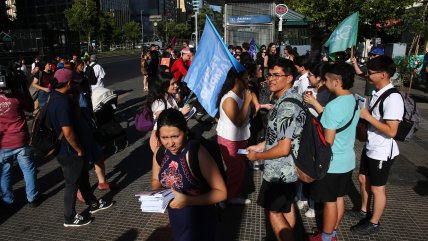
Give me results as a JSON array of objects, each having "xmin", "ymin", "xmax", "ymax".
[{"xmin": 375, "ymin": 88, "xmax": 421, "ymax": 141}]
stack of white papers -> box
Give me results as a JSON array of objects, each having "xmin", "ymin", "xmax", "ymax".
[{"xmin": 135, "ymin": 189, "xmax": 175, "ymax": 213}]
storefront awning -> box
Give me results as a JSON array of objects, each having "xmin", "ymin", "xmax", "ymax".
[{"xmin": 282, "ymin": 9, "xmax": 312, "ymax": 26}]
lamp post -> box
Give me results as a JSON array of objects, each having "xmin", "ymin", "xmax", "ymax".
[
  {"xmin": 140, "ymin": 10, "xmax": 144, "ymax": 44},
  {"xmin": 192, "ymin": 0, "xmax": 200, "ymax": 50}
]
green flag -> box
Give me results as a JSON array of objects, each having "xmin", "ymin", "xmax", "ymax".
[{"xmin": 324, "ymin": 12, "xmax": 359, "ymax": 55}]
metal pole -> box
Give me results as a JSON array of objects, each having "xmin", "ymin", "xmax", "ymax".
[
  {"xmin": 86, "ymin": 0, "xmax": 90, "ymax": 52},
  {"xmin": 195, "ymin": 13, "xmax": 198, "ymax": 50},
  {"xmin": 141, "ymin": 10, "xmax": 144, "ymax": 43}
]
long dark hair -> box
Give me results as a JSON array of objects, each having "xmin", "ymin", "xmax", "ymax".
[
  {"xmin": 141, "ymin": 71, "xmax": 174, "ymax": 116},
  {"xmin": 216, "ymin": 68, "xmax": 246, "ymax": 108}
]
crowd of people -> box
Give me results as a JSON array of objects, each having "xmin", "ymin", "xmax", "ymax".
[
  {"xmin": 140, "ymin": 41, "xmax": 404, "ymax": 241},
  {"xmin": 0, "ymin": 53, "xmax": 114, "ymax": 227},
  {"xmin": 1, "ymin": 39, "xmax": 404, "ymax": 241}
]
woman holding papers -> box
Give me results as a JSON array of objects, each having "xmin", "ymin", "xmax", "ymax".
[
  {"xmin": 151, "ymin": 109, "xmax": 227, "ymax": 241},
  {"xmin": 144, "ymin": 71, "xmax": 191, "ymax": 153}
]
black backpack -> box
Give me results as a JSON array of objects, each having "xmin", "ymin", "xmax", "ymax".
[
  {"xmin": 285, "ymin": 98, "xmax": 357, "ymax": 183},
  {"xmin": 156, "ymin": 137, "xmax": 227, "ymax": 187},
  {"xmin": 30, "ymin": 97, "xmax": 63, "ymax": 157},
  {"xmin": 84, "ymin": 64, "xmax": 97, "ymax": 85},
  {"xmin": 370, "ymin": 88, "xmax": 420, "ymax": 142}
]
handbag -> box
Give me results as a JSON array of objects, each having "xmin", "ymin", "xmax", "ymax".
[
  {"xmin": 356, "ymin": 120, "xmax": 368, "ymax": 142},
  {"xmin": 135, "ymin": 107, "xmax": 155, "ymax": 133}
]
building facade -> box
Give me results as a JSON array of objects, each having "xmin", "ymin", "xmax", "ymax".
[{"xmin": 99, "ymin": 0, "xmax": 130, "ymax": 28}]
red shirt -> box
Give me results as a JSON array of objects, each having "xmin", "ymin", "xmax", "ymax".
[
  {"xmin": 0, "ymin": 92, "xmax": 34, "ymax": 149},
  {"xmin": 170, "ymin": 58, "xmax": 188, "ymax": 82}
]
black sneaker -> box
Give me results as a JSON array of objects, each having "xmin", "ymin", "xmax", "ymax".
[
  {"xmin": 64, "ymin": 214, "xmax": 92, "ymax": 227},
  {"xmin": 89, "ymin": 199, "xmax": 114, "ymax": 214},
  {"xmin": 345, "ymin": 209, "xmax": 369, "ymax": 220},
  {"xmin": 28, "ymin": 194, "xmax": 44, "ymax": 208},
  {"xmin": 350, "ymin": 219, "xmax": 380, "ymax": 235}
]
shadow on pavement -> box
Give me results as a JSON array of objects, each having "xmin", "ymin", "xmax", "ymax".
[
  {"xmin": 146, "ymin": 225, "xmax": 172, "ymax": 241},
  {"xmin": 102, "ymin": 139, "xmax": 153, "ymax": 201},
  {"xmin": 414, "ymin": 166, "xmax": 428, "ymax": 196},
  {"xmin": 115, "ymin": 228, "xmax": 139, "ymax": 241}
]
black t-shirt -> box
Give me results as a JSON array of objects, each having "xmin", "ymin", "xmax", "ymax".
[
  {"xmin": 33, "ymin": 70, "xmax": 53, "ymax": 87},
  {"xmin": 47, "ymin": 90, "xmax": 77, "ymax": 156}
]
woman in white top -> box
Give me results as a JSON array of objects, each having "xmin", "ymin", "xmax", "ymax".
[
  {"xmin": 216, "ymin": 69, "xmax": 253, "ymax": 205},
  {"xmin": 143, "ymin": 71, "xmax": 191, "ymax": 152}
]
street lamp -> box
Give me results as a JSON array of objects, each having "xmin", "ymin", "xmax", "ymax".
[
  {"xmin": 140, "ymin": 10, "xmax": 144, "ymax": 44},
  {"xmin": 192, "ymin": 0, "xmax": 200, "ymax": 50}
]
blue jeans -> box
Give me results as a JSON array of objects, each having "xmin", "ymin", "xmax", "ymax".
[{"xmin": 0, "ymin": 146, "xmax": 38, "ymax": 204}]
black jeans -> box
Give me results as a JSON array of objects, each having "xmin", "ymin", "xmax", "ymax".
[{"xmin": 57, "ymin": 154, "xmax": 97, "ymax": 222}]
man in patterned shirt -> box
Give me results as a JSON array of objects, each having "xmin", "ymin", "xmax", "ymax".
[{"xmin": 247, "ymin": 58, "xmax": 306, "ymax": 241}]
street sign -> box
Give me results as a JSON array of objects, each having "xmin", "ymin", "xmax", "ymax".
[
  {"xmin": 275, "ymin": 4, "xmax": 288, "ymax": 17},
  {"xmin": 275, "ymin": 4, "xmax": 289, "ymax": 32},
  {"xmin": 149, "ymin": 15, "xmax": 162, "ymax": 22}
]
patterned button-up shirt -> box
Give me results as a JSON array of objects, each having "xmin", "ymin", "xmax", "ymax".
[{"xmin": 263, "ymin": 86, "xmax": 306, "ymax": 183}]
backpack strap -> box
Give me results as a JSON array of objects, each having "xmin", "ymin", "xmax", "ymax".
[
  {"xmin": 371, "ymin": 88, "xmax": 400, "ymax": 116},
  {"xmin": 155, "ymin": 140, "xmax": 204, "ymax": 182},
  {"xmin": 282, "ymin": 97, "xmax": 306, "ymax": 110},
  {"xmin": 336, "ymin": 100, "xmax": 358, "ymax": 133},
  {"xmin": 155, "ymin": 145, "xmax": 166, "ymax": 165},
  {"xmin": 188, "ymin": 139, "xmax": 204, "ymax": 182}
]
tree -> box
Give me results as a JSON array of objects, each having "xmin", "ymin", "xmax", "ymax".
[
  {"xmin": 123, "ymin": 21, "xmax": 141, "ymax": 46},
  {"xmin": 286, "ymin": 0, "xmax": 414, "ymax": 39},
  {"xmin": 64, "ymin": 0, "xmax": 98, "ymax": 42},
  {"xmin": 96, "ymin": 11, "xmax": 115, "ymax": 48},
  {"xmin": 157, "ymin": 21, "xmax": 191, "ymax": 41},
  {"xmin": 196, "ymin": 6, "xmax": 224, "ymax": 37}
]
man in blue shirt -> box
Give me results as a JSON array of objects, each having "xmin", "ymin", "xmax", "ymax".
[
  {"xmin": 309, "ymin": 63, "xmax": 360, "ymax": 241},
  {"xmin": 48, "ymin": 68, "xmax": 113, "ymax": 227}
]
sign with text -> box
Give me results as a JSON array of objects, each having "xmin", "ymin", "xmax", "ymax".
[
  {"xmin": 227, "ymin": 15, "xmax": 272, "ymax": 25},
  {"xmin": 149, "ymin": 15, "xmax": 162, "ymax": 22}
]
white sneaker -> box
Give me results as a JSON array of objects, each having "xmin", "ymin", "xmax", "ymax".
[
  {"xmin": 228, "ymin": 198, "xmax": 251, "ymax": 205},
  {"xmin": 253, "ymin": 161, "xmax": 260, "ymax": 170},
  {"xmin": 305, "ymin": 208, "xmax": 315, "ymax": 218},
  {"xmin": 297, "ymin": 200, "xmax": 308, "ymax": 210}
]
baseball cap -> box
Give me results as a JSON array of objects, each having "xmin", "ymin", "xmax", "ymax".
[
  {"xmin": 54, "ymin": 68, "xmax": 81, "ymax": 84},
  {"xmin": 370, "ymin": 47, "xmax": 384, "ymax": 56},
  {"xmin": 181, "ymin": 48, "xmax": 191, "ymax": 54}
]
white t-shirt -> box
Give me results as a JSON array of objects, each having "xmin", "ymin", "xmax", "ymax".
[
  {"xmin": 151, "ymin": 96, "xmax": 178, "ymax": 130},
  {"xmin": 293, "ymin": 72, "xmax": 310, "ymax": 95},
  {"xmin": 216, "ymin": 91, "xmax": 250, "ymax": 141},
  {"xmin": 366, "ymin": 83, "xmax": 404, "ymax": 161}
]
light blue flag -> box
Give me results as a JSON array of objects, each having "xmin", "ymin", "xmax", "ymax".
[
  {"xmin": 184, "ymin": 16, "xmax": 245, "ymax": 117},
  {"xmin": 324, "ymin": 12, "xmax": 359, "ymax": 57}
]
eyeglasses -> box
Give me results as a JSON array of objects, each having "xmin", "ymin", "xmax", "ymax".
[
  {"xmin": 367, "ymin": 71, "xmax": 382, "ymax": 76},
  {"xmin": 235, "ymin": 51, "xmax": 241, "ymax": 54},
  {"xmin": 265, "ymin": 73, "xmax": 290, "ymax": 79}
]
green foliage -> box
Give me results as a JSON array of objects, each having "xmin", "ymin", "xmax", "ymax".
[
  {"xmin": 286, "ymin": 0, "xmax": 415, "ymax": 38},
  {"xmin": 197, "ymin": 6, "xmax": 224, "ymax": 36},
  {"xmin": 64, "ymin": 0, "xmax": 98, "ymax": 39},
  {"xmin": 97, "ymin": 11, "xmax": 115, "ymax": 43},
  {"xmin": 123, "ymin": 21, "xmax": 141, "ymax": 44}
]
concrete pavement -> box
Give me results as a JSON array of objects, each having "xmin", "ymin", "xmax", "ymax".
[{"xmin": 1, "ymin": 59, "xmax": 428, "ymax": 240}]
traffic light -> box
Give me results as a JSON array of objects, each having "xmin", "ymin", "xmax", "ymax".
[{"xmin": 192, "ymin": 0, "xmax": 200, "ymax": 13}]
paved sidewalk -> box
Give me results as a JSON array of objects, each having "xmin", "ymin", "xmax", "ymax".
[{"xmin": 0, "ymin": 74, "xmax": 427, "ymax": 241}]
